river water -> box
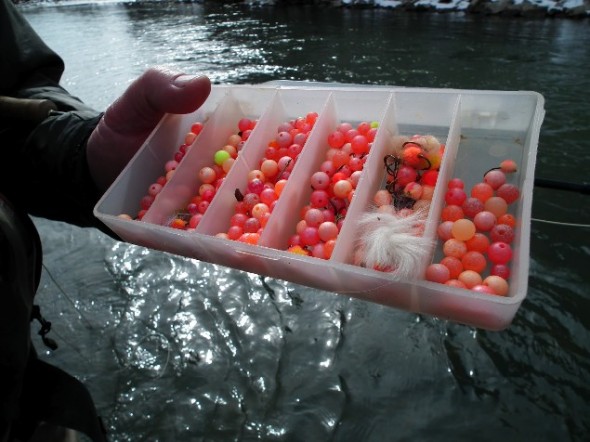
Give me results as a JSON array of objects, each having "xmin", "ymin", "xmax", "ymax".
[{"xmin": 19, "ymin": 2, "xmax": 590, "ymax": 441}]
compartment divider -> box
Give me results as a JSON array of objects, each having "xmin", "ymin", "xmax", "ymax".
[{"xmin": 330, "ymin": 92, "xmax": 396, "ymax": 264}]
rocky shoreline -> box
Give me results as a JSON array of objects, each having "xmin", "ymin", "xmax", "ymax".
[{"xmin": 248, "ymin": 0, "xmax": 590, "ymax": 18}]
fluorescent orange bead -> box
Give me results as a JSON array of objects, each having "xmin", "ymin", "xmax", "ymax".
[
  {"xmin": 461, "ymin": 251, "xmax": 487, "ymax": 273},
  {"xmin": 497, "ymin": 213, "xmax": 517, "ymax": 228},
  {"xmin": 465, "ymin": 233, "xmax": 490, "ymax": 253},
  {"xmin": 471, "ymin": 182, "xmax": 494, "ymax": 203}
]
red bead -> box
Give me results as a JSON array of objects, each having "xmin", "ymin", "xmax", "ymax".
[
  {"xmin": 488, "ymin": 242, "xmax": 513, "ymax": 264},
  {"xmin": 421, "ymin": 170, "xmax": 438, "ymax": 187},
  {"xmin": 496, "ymin": 183, "xmax": 520, "ymax": 204}
]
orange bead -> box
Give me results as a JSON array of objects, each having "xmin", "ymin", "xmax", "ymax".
[
  {"xmin": 440, "ymin": 256, "xmax": 463, "ymax": 279},
  {"xmin": 441, "ymin": 205, "xmax": 464, "ymax": 222},
  {"xmin": 497, "ymin": 213, "xmax": 516, "ymax": 228},
  {"xmin": 483, "ymin": 275, "xmax": 509, "ymax": 296},
  {"xmin": 169, "ymin": 218, "xmax": 187, "ymax": 229},
  {"xmin": 471, "ymin": 182, "xmax": 494, "ymax": 203},
  {"xmin": 461, "ymin": 251, "xmax": 487, "ymax": 273},
  {"xmin": 443, "ymin": 238, "xmax": 467, "ymax": 259}
]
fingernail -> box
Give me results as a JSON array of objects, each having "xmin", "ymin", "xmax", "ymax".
[{"xmin": 173, "ymin": 74, "xmax": 201, "ymax": 87}]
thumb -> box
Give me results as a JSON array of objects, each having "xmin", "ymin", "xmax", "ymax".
[{"xmin": 87, "ymin": 67, "xmax": 211, "ymax": 190}]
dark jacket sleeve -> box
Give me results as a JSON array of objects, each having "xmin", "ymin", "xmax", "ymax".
[{"xmin": 0, "ymin": 0, "xmax": 109, "ymax": 232}]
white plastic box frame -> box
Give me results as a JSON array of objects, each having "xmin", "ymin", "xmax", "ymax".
[{"xmin": 95, "ymin": 83, "xmax": 545, "ymax": 331}]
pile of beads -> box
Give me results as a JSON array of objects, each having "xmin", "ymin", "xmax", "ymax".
[
  {"xmin": 122, "ymin": 121, "xmax": 205, "ymax": 221},
  {"xmin": 353, "ymin": 134, "xmax": 444, "ymax": 272},
  {"xmin": 425, "ymin": 159, "xmax": 520, "ymax": 296},
  {"xmin": 166, "ymin": 118, "xmax": 256, "ymax": 230},
  {"xmin": 286, "ymin": 120, "xmax": 378, "ymax": 259},
  {"xmin": 216, "ymin": 112, "xmax": 319, "ymax": 245},
  {"xmin": 374, "ymin": 134, "xmax": 444, "ymax": 215}
]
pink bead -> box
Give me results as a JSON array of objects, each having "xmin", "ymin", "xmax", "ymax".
[
  {"xmin": 484, "ymin": 170, "xmax": 506, "ymax": 190},
  {"xmin": 276, "ymin": 131, "xmax": 293, "ymax": 148},
  {"xmin": 425, "ymin": 263, "xmax": 451, "ymax": 284},
  {"xmin": 188, "ymin": 214, "xmax": 202, "ymax": 229},
  {"xmin": 462, "ymin": 197, "xmax": 485, "ymax": 218},
  {"xmin": 445, "ymin": 187, "xmax": 467, "ymax": 206},
  {"xmin": 140, "ymin": 195, "xmax": 154, "ymax": 210},
  {"xmin": 304, "ymin": 208, "xmax": 325, "ymax": 228},
  {"xmin": 311, "ymin": 171, "xmax": 331, "ymax": 190},
  {"xmin": 447, "ymin": 178, "xmax": 465, "ymax": 189},
  {"xmin": 318, "ymin": 221, "xmax": 339, "ymax": 242},
  {"xmin": 310, "ymin": 190, "xmax": 330, "ymax": 208},
  {"xmin": 473, "ymin": 211, "xmax": 497, "ymax": 231},
  {"xmin": 491, "ymin": 264, "xmax": 511, "ymax": 280},
  {"xmin": 164, "ymin": 160, "xmax": 178, "ymax": 172},
  {"xmin": 148, "ymin": 183, "xmax": 163, "ymax": 196},
  {"xmin": 300, "ymin": 226, "xmax": 320, "ymax": 247},
  {"xmin": 490, "ymin": 224, "xmax": 515, "ymax": 244},
  {"xmin": 395, "ymin": 166, "xmax": 418, "ymax": 187},
  {"xmin": 437, "ymin": 221, "xmax": 454, "ymax": 241}
]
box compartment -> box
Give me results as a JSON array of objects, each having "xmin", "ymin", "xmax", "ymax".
[{"xmin": 95, "ymin": 84, "xmax": 544, "ymax": 331}]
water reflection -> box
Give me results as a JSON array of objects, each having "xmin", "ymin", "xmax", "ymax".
[{"xmin": 21, "ymin": 2, "xmax": 590, "ymax": 440}]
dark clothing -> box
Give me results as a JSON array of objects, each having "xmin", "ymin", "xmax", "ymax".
[
  {"xmin": 1, "ymin": 0, "xmax": 108, "ymax": 440},
  {"xmin": 0, "ymin": 0, "xmax": 104, "ymax": 231}
]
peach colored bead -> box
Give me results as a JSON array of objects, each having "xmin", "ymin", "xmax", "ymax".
[
  {"xmin": 483, "ymin": 275, "xmax": 509, "ymax": 296},
  {"xmin": 451, "ymin": 218, "xmax": 476, "ymax": 241},
  {"xmin": 223, "ymin": 144, "xmax": 238, "ymax": 158},
  {"xmin": 248, "ymin": 170, "xmax": 265, "ymax": 182},
  {"xmin": 227, "ymin": 134, "xmax": 242, "ymax": 147},
  {"xmin": 185, "ymin": 131, "xmax": 197, "ymax": 145},
  {"xmin": 458, "ymin": 270, "xmax": 483, "ymax": 288},
  {"xmin": 485, "ymin": 196, "xmax": 508, "ymax": 218}
]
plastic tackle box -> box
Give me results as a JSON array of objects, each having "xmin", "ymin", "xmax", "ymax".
[{"xmin": 94, "ymin": 83, "xmax": 545, "ymax": 331}]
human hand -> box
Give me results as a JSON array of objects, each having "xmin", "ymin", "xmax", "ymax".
[{"xmin": 86, "ymin": 67, "xmax": 211, "ymax": 190}]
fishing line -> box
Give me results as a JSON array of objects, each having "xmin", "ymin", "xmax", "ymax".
[
  {"xmin": 41, "ymin": 262, "xmax": 94, "ymax": 328},
  {"xmin": 531, "ymin": 218, "xmax": 590, "ymax": 228}
]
